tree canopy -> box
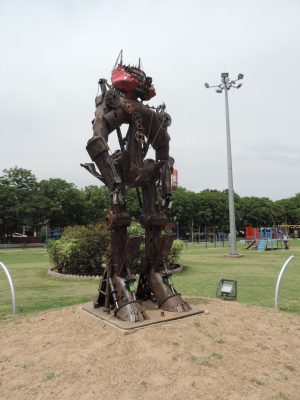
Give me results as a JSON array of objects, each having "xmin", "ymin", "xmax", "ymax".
[{"xmin": 0, "ymin": 166, "xmax": 299, "ymax": 237}]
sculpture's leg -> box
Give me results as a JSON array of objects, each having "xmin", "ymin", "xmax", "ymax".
[
  {"xmin": 138, "ymin": 184, "xmax": 191, "ymax": 312},
  {"xmin": 94, "ymin": 211, "xmax": 148, "ymax": 322},
  {"xmin": 87, "ymin": 137, "xmax": 148, "ymax": 322},
  {"xmin": 110, "ymin": 222, "xmax": 148, "ymax": 322}
]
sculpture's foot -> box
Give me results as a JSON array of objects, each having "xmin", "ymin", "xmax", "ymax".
[
  {"xmin": 149, "ymin": 270, "xmax": 192, "ymax": 313},
  {"xmin": 159, "ymin": 293, "xmax": 192, "ymax": 313},
  {"xmin": 115, "ymin": 300, "xmax": 149, "ymax": 322},
  {"xmin": 112, "ymin": 275, "xmax": 149, "ymax": 322}
]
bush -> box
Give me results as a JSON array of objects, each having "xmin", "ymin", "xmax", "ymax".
[
  {"xmin": 47, "ymin": 225, "xmax": 109, "ymax": 275},
  {"xmin": 47, "ymin": 222, "xmax": 184, "ymax": 276},
  {"xmin": 167, "ymin": 239, "xmax": 184, "ymax": 265},
  {"xmin": 127, "ymin": 220, "xmax": 145, "ymax": 236},
  {"xmin": 127, "ymin": 221, "xmax": 145, "ymax": 274},
  {"xmin": 127, "ymin": 222, "xmax": 184, "ymax": 271}
]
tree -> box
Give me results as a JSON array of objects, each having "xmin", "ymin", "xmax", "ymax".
[
  {"xmin": 172, "ymin": 187, "xmax": 197, "ymax": 235},
  {"xmin": 125, "ymin": 187, "xmax": 141, "ymax": 218},
  {"xmin": 81, "ymin": 185, "xmax": 110, "ymax": 224},
  {"xmin": 0, "ymin": 166, "xmax": 38, "ymax": 190},
  {"xmin": 195, "ymin": 189, "xmax": 230, "ymax": 230},
  {"xmin": 0, "ymin": 167, "xmax": 39, "ymax": 235},
  {"xmin": 39, "ymin": 178, "xmax": 85, "ymax": 227},
  {"xmin": 0, "ymin": 183, "xmax": 17, "ymax": 236},
  {"xmin": 276, "ymin": 194, "xmax": 300, "ymax": 224},
  {"xmin": 1, "ymin": 165, "xmax": 300, "ymax": 239},
  {"xmin": 238, "ymin": 196, "xmax": 280, "ymax": 227}
]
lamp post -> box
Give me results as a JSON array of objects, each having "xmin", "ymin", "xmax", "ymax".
[{"xmin": 205, "ymin": 73, "xmax": 244, "ymax": 256}]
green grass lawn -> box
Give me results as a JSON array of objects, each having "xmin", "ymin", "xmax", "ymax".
[
  {"xmin": 0, "ymin": 248, "xmax": 99, "ymax": 318},
  {"xmin": 173, "ymin": 240, "xmax": 300, "ymax": 314},
  {"xmin": 0, "ymin": 241, "xmax": 299, "ymax": 318}
]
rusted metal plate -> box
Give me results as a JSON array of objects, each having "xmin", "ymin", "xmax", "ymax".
[{"xmin": 82, "ymin": 301, "xmax": 204, "ymax": 332}]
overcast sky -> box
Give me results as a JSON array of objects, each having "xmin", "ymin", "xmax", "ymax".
[{"xmin": 0, "ymin": 0, "xmax": 299, "ymax": 200}]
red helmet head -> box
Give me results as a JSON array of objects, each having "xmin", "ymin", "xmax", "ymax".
[{"xmin": 111, "ymin": 50, "xmax": 156, "ymax": 101}]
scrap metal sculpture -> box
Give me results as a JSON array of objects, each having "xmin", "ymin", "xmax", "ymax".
[{"xmin": 83, "ymin": 51, "xmax": 191, "ymax": 322}]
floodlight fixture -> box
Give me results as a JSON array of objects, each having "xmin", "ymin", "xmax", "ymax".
[
  {"xmin": 204, "ymin": 82, "xmax": 209, "ymax": 88},
  {"xmin": 204, "ymin": 71, "xmax": 244, "ymax": 256},
  {"xmin": 216, "ymin": 279, "xmax": 237, "ymax": 301}
]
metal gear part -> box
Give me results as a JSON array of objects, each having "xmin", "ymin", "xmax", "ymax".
[
  {"xmin": 160, "ymin": 112, "xmax": 172, "ymax": 128},
  {"xmin": 105, "ymin": 90, "xmax": 122, "ymax": 108}
]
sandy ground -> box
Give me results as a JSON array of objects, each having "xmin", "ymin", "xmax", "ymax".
[{"xmin": 0, "ymin": 298, "xmax": 300, "ymax": 400}]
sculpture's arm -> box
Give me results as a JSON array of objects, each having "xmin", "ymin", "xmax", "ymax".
[
  {"xmin": 86, "ymin": 90, "xmax": 129, "ymax": 193},
  {"xmin": 149, "ymin": 117, "xmax": 172, "ymax": 203}
]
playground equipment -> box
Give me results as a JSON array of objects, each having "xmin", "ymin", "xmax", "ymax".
[
  {"xmin": 278, "ymin": 224, "xmax": 300, "ymax": 238},
  {"xmin": 0, "ymin": 261, "xmax": 16, "ymax": 314},
  {"xmin": 245, "ymin": 226, "xmax": 280, "ymax": 251},
  {"xmin": 190, "ymin": 226, "xmax": 226, "ymax": 248}
]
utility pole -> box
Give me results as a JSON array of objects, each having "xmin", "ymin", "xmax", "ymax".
[{"xmin": 205, "ymin": 73, "xmax": 244, "ymax": 256}]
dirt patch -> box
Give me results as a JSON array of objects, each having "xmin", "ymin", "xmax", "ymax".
[{"xmin": 0, "ymin": 298, "xmax": 299, "ymax": 400}]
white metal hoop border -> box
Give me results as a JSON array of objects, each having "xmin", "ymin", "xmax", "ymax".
[
  {"xmin": 0, "ymin": 261, "xmax": 16, "ymax": 315},
  {"xmin": 274, "ymin": 255, "xmax": 294, "ymax": 311}
]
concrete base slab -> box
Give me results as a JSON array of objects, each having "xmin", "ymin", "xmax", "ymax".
[{"xmin": 82, "ymin": 300, "xmax": 204, "ymax": 332}]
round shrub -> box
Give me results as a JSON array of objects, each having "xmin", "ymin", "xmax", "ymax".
[
  {"xmin": 168, "ymin": 239, "xmax": 184, "ymax": 265},
  {"xmin": 47, "ymin": 225, "xmax": 109, "ymax": 275}
]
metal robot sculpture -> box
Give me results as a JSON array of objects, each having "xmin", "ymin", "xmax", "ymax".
[{"xmin": 83, "ymin": 51, "xmax": 191, "ymax": 322}]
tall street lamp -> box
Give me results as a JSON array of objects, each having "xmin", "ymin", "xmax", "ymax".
[{"xmin": 205, "ymin": 72, "xmax": 244, "ymax": 256}]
